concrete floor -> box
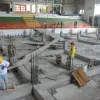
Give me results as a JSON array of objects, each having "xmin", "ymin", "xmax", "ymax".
[{"xmin": 0, "ymin": 32, "xmax": 100, "ymax": 100}]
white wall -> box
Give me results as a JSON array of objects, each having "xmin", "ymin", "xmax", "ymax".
[
  {"xmin": 94, "ymin": 0, "xmax": 100, "ymax": 15},
  {"xmin": 77, "ymin": 5, "xmax": 84, "ymax": 14},
  {"xmin": 84, "ymin": 0, "xmax": 95, "ymax": 22},
  {"xmin": 32, "ymin": 5, "xmax": 35, "ymax": 13},
  {"xmin": 64, "ymin": 0, "xmax": 74, "ymax": 3},
  {"xmin": 26, "ymin": 4, "xmax": 31, "ymax": 12},
  {"xmin": 63, "ymin": 5, "xmax": 74, "ymax": 14},
  {"xmin": 94, "ymin": 4, "xmax": 100, "ymax": 15},
  {"xmin": 37, "ymin": 28, "xmax": 97, "ymax": 34},
  {"xmin": 0, "ymin": 28, "xmax": 97, "ymax": 36},
  {"xmin": 0, "ymin": 29, "xmax": 31, "ymax": 36},
  {"xmin": 63, "ymin": 0, "xmax": 74, "ymax": 14},
  {"xmin": 63, "ymin": 0, "xmax": 85, "ymax": 14}
]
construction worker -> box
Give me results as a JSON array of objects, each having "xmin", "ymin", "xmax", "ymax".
[
  {"xmin": 67, "ymin": 41, "xmax": 76, "ymax": 70},
  {"xmin": 0, "ymin": 56, "xmax": 10, "ymax": 90},
  {"xmin": 61, "ymin": 21, "xmax": 63, "ymax": 28},
  {"xmin": 33, "ymin": 16, "xmax": 36, "ymax": 22},
  {"xmin": 74, "ymin": 20, "xmax": 78, "ymax": 28}
]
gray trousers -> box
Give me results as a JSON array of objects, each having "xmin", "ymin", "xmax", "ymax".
[{"xmin": 67, "ymin": 56, "xmax": 74, "ymax": 70}]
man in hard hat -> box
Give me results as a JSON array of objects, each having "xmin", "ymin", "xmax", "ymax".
[
  {"xmin": 0, "ymin": 56, "xmax": 10, "ymax": 90},
  {"xmin": 68, "ymin": 41, "xmax": 76, "ymax": 70}
]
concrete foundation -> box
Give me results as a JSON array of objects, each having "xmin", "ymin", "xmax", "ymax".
[{"xmin": 0, "ymin": 29, "xmax": 100, "ymax": 100}]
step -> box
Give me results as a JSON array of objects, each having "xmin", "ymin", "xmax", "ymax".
[
  {"xmin": 0, "ymin": 83, "xmax": 32, "ymax": 100},
  {"xmin": 23, "ymin": 20, "xmax": 34, "ymax": 21}
]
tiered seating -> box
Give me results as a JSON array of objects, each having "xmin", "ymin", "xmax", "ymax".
[
  {"xmin": 0, "ymin": 17, "xmax": 27, "ymax": 29},
  {"xmin": 0, "ymin": 16, "xmax": 91, "ymax": 29},
  {"xmin": 14, "ymin": 12, "xmax": 39, "ymax": 17},
  {"xmin": 23, "ymin": 17, "xmax": 41, "ymax": 28},
  {"xmin": 0, "ymin": 17, "xmax": 24, "ymax": 22},
  {"xmin": 0, "ymin": 22, "xmax": 27, "ymax": 29},
  {"xmin": 0, "ymin": 16, "xmax": 41, "ymax": 29}
]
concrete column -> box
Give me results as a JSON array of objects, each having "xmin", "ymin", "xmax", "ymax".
[
  {"xmin": 10, "ymin": 1, "xmax": 13, "ymax": 12},
  {"xmin": 59, "ymin": 4, "xmax": 62, "ymax": 14},
  {"xmin": 84, "ymin": 0, "xmax": 96, "ymax": 23},
  {"xmin": 92, "ymin": 0, "xmax": 96, "ymax": 26},
  {"xmin": 52, "ymin": 0, "xmax": 54, "ymax": 14},
  {"xmin": 35, "ymin": 3, "xmax": 38, "ymax": 13},
  {"xmin": 42, "ymin": 34, "xmax": 46, "ymax": 43},
  {"xmin": 77, "ymin": 31, "xmax": 81, "ymax": 40},
  {"xmin": 30, "ymin": 5, "xmax": 32, "ymax": 13},
  {"xmin": 12, "ymin": 2, "xmax": 15, "ymax": 13}
]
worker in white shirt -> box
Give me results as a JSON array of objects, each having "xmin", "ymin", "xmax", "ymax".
[{"xmin": 0, "ymin": 56, "xmax": 10, "ymax": 90}]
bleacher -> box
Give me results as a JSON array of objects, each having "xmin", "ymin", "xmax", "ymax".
[
  {"xmin": 0, "ymin": 16, "xmax": 41, "ymax": 29},
  {"xmin": 23, "ymin": 17, "xmax": 41, "ymax": 28},
  {"xmin": 0, "ymin": 13, "xmax": 91, "ymax": 29},
  {"xmin": 0, "ymin": 17, "xmax": 27, "ymax": 29}
]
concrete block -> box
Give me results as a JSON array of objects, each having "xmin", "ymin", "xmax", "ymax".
[
  {"xmin": 0, "ymin": 83, "xmax": 32, "ymax": 100},
  {"xmin": 33, "ymin": 88, "xmax": 55, "ymax": 100},
  {"xmin": 86, "ymin": 65, "xmax": 100, "ymax": 77},
  {"xmin": 54, "ymin": 84, "xmax": 82, "ymax": 100},
  {"xmin": 35, "ymin": 75, "xmax": 70, "ymax": 90}
]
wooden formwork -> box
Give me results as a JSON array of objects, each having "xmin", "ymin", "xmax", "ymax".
[{"xmin": 72, "ymin": 67, "xmax": 89, "ymax": 87}]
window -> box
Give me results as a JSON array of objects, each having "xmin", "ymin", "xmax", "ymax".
[
  {"xmin": 21, "ymin": 5, "xmax": 26, "ymax": 12},
  {"xmin": 15, "ymin": 4, "xmax": 26, "ymax": 12},
  {"xmin": 15, "ymin": 5, "xmax": 20, "ymax": 12}
]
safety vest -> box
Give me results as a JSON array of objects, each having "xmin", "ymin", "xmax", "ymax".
[{"xmin": 68, "ymin": 45, "xmax": 76, "ymax": 57}]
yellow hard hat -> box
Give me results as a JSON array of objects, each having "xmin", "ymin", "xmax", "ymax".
[{"xmin": 0, "ymin": 56, "xmax": 3, "ymax": 63}]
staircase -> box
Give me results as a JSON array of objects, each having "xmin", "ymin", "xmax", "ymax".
[
  {"xmin": 23, "ymin": 17, "xmax": 41, "ymax": 28},
  {"xmin": 14, "ymin": 12, "xmax": 39, "ymax": 17}
]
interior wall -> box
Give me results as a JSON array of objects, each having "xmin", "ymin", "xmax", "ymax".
[
  {"xmin": 32, "ymin": 5, "xmax": 35, "ymax": 13},
  {"xmin": 94, "ymin": 4, "xmax": 100, "ymax": 15},
  {"xmin": 96, "ymin": 0, "xmax": 100, "ymax": 4},
  {"xmin": 77, "ymin": 4, "xmax": 84, "ymax": 14},
  {"xmin": 63, "ymin": 0, "xmax": 85, "ymax": 14},
  {"xmin": 64, "ymin": 0, "xmax": 74, "ymax": 3},
  {"xmin": 84, "ymin": 0, "xmax": 95, "ymax": 22},
  {"xmin": 0, "ymin": 28, "xmax": 97, "ymax": 36},
  {"xmin": 94, "ymin": 0, "xmax": 100, "ymax": 16},
  {"xmin": 63, "ymin": 5, "xmax": 74, "ymax": 14}
]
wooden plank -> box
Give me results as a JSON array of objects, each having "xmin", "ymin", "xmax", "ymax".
[
  {"xmin": 76, "ymin": 71, "xmax": 86, "ymax": 86},
  {"xmin": 72, "ymin": 71, "xmax": 84, "ymax": 87},
  {"xmin": 77, "ymin": 67, "xmax": 88, "ymax": 83}
]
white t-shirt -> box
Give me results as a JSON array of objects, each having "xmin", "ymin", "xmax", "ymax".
[{"xmin": 0, "ymin": 60, "xmax": 10, "ymax": 75}]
